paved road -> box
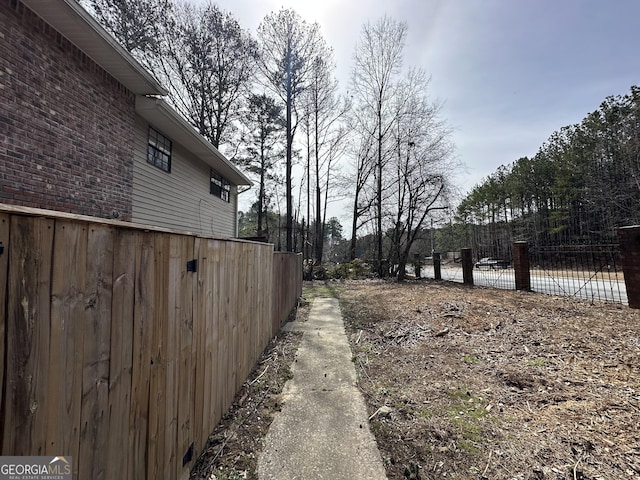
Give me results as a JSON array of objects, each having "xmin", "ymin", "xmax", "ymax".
[{"xmin": 433, "ymin": 266, "xmax": 628, "ymax": 304}]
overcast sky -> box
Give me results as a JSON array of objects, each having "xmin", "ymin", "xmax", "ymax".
[{"xmin": 196, "ymin": 0, "xmax": 640, "ymax": 222}]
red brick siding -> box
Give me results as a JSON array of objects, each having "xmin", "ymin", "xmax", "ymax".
[{"xmin": 0, "ymin": 0, "xmax": 135, "ymax": 220}]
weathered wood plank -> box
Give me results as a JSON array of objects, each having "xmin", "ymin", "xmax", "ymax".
[
  {"xmin": 205, "ymin": 240, "xmax": 222, "ymax": 439},
  {"xmin": 239, "ymin": 243, "xmax": 250, "ymax": 387},
  {"xmin": 47, "ymin": 221, "xmax": 87, "ymax": 477},
  {"xmin": 0, "ymin": 213, "xmax": 9, "ymax": 436},
  {"xmin": 225, "ymin": 241, "xmax": 238, "ymax": 409},
  {"xmin": 106, "ymin": 229, "xmax": 135, "ymax": 480},
  {"xmin": 129, "ymin": 231, "xmax": 154, "ymax": 480},
  {"xmin": 193, "ymin": 238, "xmax": 207, "ymax": 453},
  {"xmin": 263, "ymin": 247, "xmax": 274, "ymax": 341},
  {"xmin": 177, "ymin": 235, "xmax": 195, "ymax": 479},
  {"xmin": 216, "ymin": 241, "xmax": 229, "ymax": 426},
  {"xmin": 78, "ymin": 225, "xmax": 114, "ymax": 479},
  {"xmin": 147, "ymin": 232, "xmax": 169, "ymax": 480},
  {"xmin": 3, "ymin": 215, "xmax": 54, "ymax": 455},
  {"xmin": 163, "ymin": 233, "xmax": 180, "ymax": 479}
]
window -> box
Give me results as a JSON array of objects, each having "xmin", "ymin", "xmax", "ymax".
[
  {"xmin": 210, "ymin": 170, "xmax": 230, "ymax": 202},
  {"xmin": 147, "ymin": 126, "xmax": 172, "ymax": 172}
]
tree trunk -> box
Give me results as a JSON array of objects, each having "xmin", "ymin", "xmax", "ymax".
[
  {"xmin": 257, "ymin": 137, "xmax": 265, "ymax": 236},
  {"xmin": 350, "ymin": 197, "xmax": 358, "ymax": 261},
  {"xmin": 286, "ymin": 71, "xmax": 293, "ymax": 252},
  {"xmin": 376, "ymin": 105, "xmax": 384, "ymax": 277}
]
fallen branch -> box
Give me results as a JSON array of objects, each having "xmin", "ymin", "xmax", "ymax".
[
  {"xmin": 482, "ymin": 450, "xmax": 493, "ymax": 478},
  {"xmin": 249, "ymin": 365, "xmax": 269, "ymax": 385},
  {"xmin": 573, "ymin": 454, "xmax": 582, "ymax": 480}
]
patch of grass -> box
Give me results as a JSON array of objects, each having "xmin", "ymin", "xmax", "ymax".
[
  {"xmin": 418, "ymin": 407, "xmax": 433, "ymax": 420},
  {"xmin": 450, "ymin": 416, "xmax": 484, "ymax": 441},
  {"xmin": 457, "ymin": 439, "xmax": 482, "ymax": 455},
  {"xmin": 526, "ymin": 358, "xmax": 547, "ymax": 367},
  {"xmin": 340, "ymin": 296, "xmax": 378, "ymax": 330},
  {"xmin": 302, "ymin": 282, "xmax": 339, "ymax": 300},
  {"xmin": 462, "ymin": 355, "xmax": 479, "ymax": 364},
  {"xmin": 445, "ymin": 388, "xmax": 493, "ymax": 453}
]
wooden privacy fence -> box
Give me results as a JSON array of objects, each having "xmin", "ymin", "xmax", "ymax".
[
  {"xmin": 0, "ymin": 204, "xmax": 302, "ymax": 479},
  {"xmin": 272, "ymin": 251, "xmax": 303, "ymax": 333}
]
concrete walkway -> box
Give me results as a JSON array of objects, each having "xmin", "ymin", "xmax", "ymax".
[{"xmin": 258, "ymin": 297, "xmax": 387, "ymax": 480}]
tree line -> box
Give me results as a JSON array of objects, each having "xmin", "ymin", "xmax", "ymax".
[
  {"xmin": 84, "ymin": 0, "xmax": 457, "ymax": 280},
  {"xmin": 457, "ymin": 86, "xmax": 640, "ymax": 249}
]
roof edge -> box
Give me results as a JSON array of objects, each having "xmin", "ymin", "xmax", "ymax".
[
  {"xmin": 20, "ymin": 0, "xmax": 167, "ymax": 96},
  {"xmin": 135, "ymin": 96, "xmax": 253, "ymax": 187}
]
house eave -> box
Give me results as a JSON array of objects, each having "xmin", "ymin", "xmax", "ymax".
[
  {"xmin": 135, "ymin": 96, "xmax": 253, "ymax": 187},
  {"xmin": 20, "ymin": 0, "xmax": 167, "ymax": 96}
]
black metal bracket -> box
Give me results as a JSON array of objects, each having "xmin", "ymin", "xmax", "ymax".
[
  {"xmin": 182, "ymin": 442, "xmax": 194, "ymax": 466},
  {"xmin": 186, "ymin": 259, "xmax": 197, "ymax": 272},
  {"xmin": 0, "ymin": 242, "xmax": 4, "ymax": 256}
]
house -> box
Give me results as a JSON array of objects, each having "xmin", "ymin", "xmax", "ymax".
[{"xmin": 0, "ymin": 0, "xmax": 251, "ymax": 237}]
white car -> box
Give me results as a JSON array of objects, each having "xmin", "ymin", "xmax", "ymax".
[{"xmin": 474, "ymin": 257, "xmax": 510, "ymax": 269}]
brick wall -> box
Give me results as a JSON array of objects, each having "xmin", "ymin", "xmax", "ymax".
[{"xmin": 0, "ymin": 0, "xmax": 136, "ymax": 220}]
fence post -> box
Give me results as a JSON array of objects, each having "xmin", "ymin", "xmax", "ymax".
[
  {"xmin": 617, "ymin": 226, "xmax": 640, "ymax": 308},
  {"xmin": 433, "ymin": 252, "xmax": 441, "ymax": 280},
  {"xmin": 461, "ymin": 248, "xmax": 473, "ymax": 285},
  {"xmin": 513, "ymin": 241, "xmax": 531, "ymax": 291},
  {"xmin": 413, "ymin": 253, "xmax": 421, "ymax": 279}
]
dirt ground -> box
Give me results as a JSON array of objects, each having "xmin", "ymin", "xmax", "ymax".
[
  {"xmin": 192, "ymin": 280, "xmax": 640, "ymax": 480},
  {"xmin": 340, "ymin": 280, "xmax": 640, "ymax": 480},
  {"xmin": 189, "ymin": 304, "xmax": 306, "ymax": 480}
]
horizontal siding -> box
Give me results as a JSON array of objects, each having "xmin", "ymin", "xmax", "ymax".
[{"xmin": 132, "ymin": 117, "xmax": 238, "ymax": 237}]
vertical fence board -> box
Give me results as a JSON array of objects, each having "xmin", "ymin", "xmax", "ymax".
[
  {"xmin": 192, "ymin": 238, "xmax": 205, "ymax": 455},
  {"xmin": 129, "ymin": 231, "xmax": 154, "ymax": 480},
  {"xmin": 177, "ymin": 235, "xmax": 195, "ymax": 479},
  {"xmin": 237, "ymin": 243, "xmax": 248, "ymax": 390},
  {"xmin": 78, "ymin": 225, "xmax": 114, "ymax": 479},
  {"xmin": 216, "ymin": 241, "xmax": 229, "ymax": 425},
  {"xmin": 3, "ymin": 216, "xmax": 54, "ymax": 455},
  {"xmin": 47, "ymin": 221, "xmax": 87, "ymax": 476},
  {"xmin": 163, "ymin": 234, "xmax": 179, "ymax": 478},
  {"xmin": 226, "ymin": 242, "xmax": 238, "ymax": 406},
  {"xmin": 250, "ymin": 246, "xmax": 259, "ymax": 363},
  {"xmin": 147, "ymin": 233, "xmax": 169, "ymax": 479},
  {"xmin": 107, "ymin": 230, "xmax": 135, "ymax": 480},
  {"xmin": 263, "ymin": 248, "xmax": 273, "ymax": 340},
  {"xmin": 0, "ymin": 213, "xmax": 9, "ymax": 440},
  {"xmin": 206, "ymin": 240, "xmax": 222, "ymax": 439}
]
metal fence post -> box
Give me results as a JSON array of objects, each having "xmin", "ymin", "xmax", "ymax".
[
  {"xmin": 617, "ymin": 226, "xmax": 640, "ymax": 308},
  {"xmin": 433, "ymin": 252, "xmax": 441, "ymax": 280},
  {"xmin": 513, "ymin": 241, "xmax": 531, "ymax": 291},
  {"xmin": 461, "ymin": 248, "xmax": 473, "ymax": 285}
]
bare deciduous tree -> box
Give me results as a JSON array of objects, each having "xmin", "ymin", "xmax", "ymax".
[
  {"xmin": 85, "ymin": 0, "xmax": 257, "ymax": 150},
  {"xmin": 302, "ymin": 49, "xmax": 350, "ymax": 264},
  {"xmin": 387, "ymin": 74, "xmax": 456, "ymax": 281},
  {"xmin": 83, "ymin": 0, "xmax": 171, "ymax": 55},
  {"xmin": 350, "ymin": 16, "xmax": 408, "ymax": 275},
  {"xmin": 159, "ymin": 2, "xmax": 258, "ymax": 148}
]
